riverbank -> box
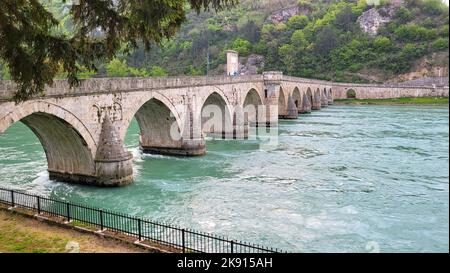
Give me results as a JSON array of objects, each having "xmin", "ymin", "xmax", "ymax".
[
  {"xmin": 0, "ymin": 208, "xmax": 147, "ymax": 253},
  {"xmin": 334, "ymin": 97, "xmax": 449, "ymax": 105}
]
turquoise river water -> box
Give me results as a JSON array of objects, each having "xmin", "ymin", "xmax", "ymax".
[{"xmin": 0, "ymin": 105, "xmax": 448, "ymax": 253}]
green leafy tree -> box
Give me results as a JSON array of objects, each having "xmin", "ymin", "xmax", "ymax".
[
  {"xmin": 148, "ymin": 66, "xmax": 168, "ymax": 77},
  {"xmin": 106, "ymin": 59, "xmax": 130, "ymax": 77},
  {"xmin": 333, "ymin": 6, "xmax": 356, "ymax": 31},
  {"xmin": 0, "ymin": 0, "xmax": 236, "ymax": 101},
  {"xmin": 231, "ymin": 38, "xmax": 252, "ymax": 56},
  {"xmin": 432, "ymin": 38, "xmax": 449, "ymax": 51},
  {"xmin": 314, "ymin": 26, "xmax": 338, "ymax": 55},
  {"xmin": 240, "ymin": 20, "xmax": 261, "ymax": 43},
  {"xmin": 0, "ymin": 62, "xmax": 11, "ymax": 80},
  {"xmin": 287, "ymin": 15, "xmax": 309, "ymax": 30},
  {"xmin": 395, "ymin": 7, "xmax": 413, "ymax": 23},
  {"xmin": 374, "ymin": 36, "xmax": 392, "ymax": 51}
]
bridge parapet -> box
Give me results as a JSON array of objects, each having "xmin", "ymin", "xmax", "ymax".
[
  {"xmin": 281, "ymin": 75, "xmax": 331, "ymax": 86},
  {"xmin": 0, "ymin": 75, "xmax": 264, "ymax": 100}
]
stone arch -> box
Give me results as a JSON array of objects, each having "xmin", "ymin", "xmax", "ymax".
[
  {"xmin": 306, "ymin": 87, "xmax": 313, "ymax": 106},
  {"xmin": 292, "ymin": 87, "xmax": 301, "ymax": 112},
  {"xmin": 346, "ymin": 89, "xmax": 357, "ymax": 99},
  {"xmin": 124, "ymin": 92, "xmax": 186, "ymax": 155},
  {"xmin": 243, "ymin": 88, "xmax": 264, "ymax": 126},
  {"xmin": 200, "ymin": 91, "xmax": 233, "ymax": 138},
  {"xmin": 278, "ymin": 87, "xmax": 287, "ymax": 118},
  {"xmin": 0, "ymin": 101, "xmax": 96, "ymax": 182}
]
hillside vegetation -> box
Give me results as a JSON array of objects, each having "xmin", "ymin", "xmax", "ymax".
[{"xmin": 1, "ymin": 0, "xmax": 448, "ymax": 83}]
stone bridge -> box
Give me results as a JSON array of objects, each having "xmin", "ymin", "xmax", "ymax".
[{"xmin": 0, "ymin": 72, "xmax": 447, "ymax": 186}]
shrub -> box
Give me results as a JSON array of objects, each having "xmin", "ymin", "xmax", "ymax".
[
  {"xmin": 287, "ymin": 15, "xmax": 309, "ymax": 30},
  {"xmin": 432, "ymin": 38, "xmax": 449, "ymax": 51},
  {"xmin": 231, "ymin": 38, "xmax": 252, "ymax": 56}
]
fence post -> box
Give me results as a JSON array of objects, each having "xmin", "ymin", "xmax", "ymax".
[
  {"xmin": 10, "ymin": 190, "xmax": 14, "ymax": 207},
  {"xmin": 99, "ymin": 209, "xmax": 104, "ymax": 231},
  {"xmin": 231, "ymin": 240, "xmax": 234, "ymax": 254},
  {"xmin": 66, "ymin": 202, "xmax": 71, "ymax": 222},
  {"xmin": 182, "ymin": 229, "xmax": 186, "ymax": 253},
  {"xmin": 37, "ymin": 196, "xmax": 41, "ymax": 214},
  {"xmin": 138, "ymin": 218, "xmax": 142, "ymax": 241}
]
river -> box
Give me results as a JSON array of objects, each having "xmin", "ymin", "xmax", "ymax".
[{"xmin": 0, "ymin": 105, "xmax": 448, "ymax": 252}]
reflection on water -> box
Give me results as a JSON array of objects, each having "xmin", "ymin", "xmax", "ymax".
[{"xmin": 0, "ymin": 105, "xmax": 448, "ymax": 252}]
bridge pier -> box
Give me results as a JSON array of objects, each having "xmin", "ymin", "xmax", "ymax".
[
  {"xmin": 300, "ymin": 93, "xmax": 312, "ymax": 113},
  {"xmin": 312, "ymin": 91, "xmax": 322, "ymax": 110},
  {"xmin": 94, "ymin": 115, "xmax": 133, "ymax": 186},
  {"xmin": 263, "ymin": 71, "xmax": 283, "ymax": 124},
  {"xmin": 285, "ymin": 95, "xmax": 299, "ymax": 119},
  {"xmin": 321, "ymin": 93, "xmax": 329, "ymax": 107},
  {"xmin": 328, "ymin": 92, "xmax": 334, "ymax": 105}
]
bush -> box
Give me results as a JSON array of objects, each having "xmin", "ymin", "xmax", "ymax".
[
  {"xmin": 402, "ymin": 43, "xmax": 426, "ymax": 59},
  {"xmin": 395, "ymin": 24, "xmax": 437, "ymax": 41},
  {"xmin": 231, "ymin": 38, "xmax": 252, "ymax": 56},
  {"xmin": 374, "ymin": 36, "xmax": 392, "ymax": 51},
  {"xmin": 106, "ymin": 58, "xmax": 130, "ymax": 77},
  {"xmin": 432, "ymin": 38, "xmax": 449, "ymax": 51},
  {"xmin": 148, "ymin": 66, "xmax": 168, "ymax": 77},
  {"xmin": 395, "ymin": 7, "xmax": 414, "ymax": 23},
  {"xmin": 287, "ymin": 15, "xmax": 309, "ymax": 30}
]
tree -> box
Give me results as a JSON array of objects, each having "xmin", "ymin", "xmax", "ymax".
[
  {"xmin": 0, "ymin": 0, "xmax": 236, "ymax": 102},
  {"xmin": 106, "ymin": 58, "xmax": 130, "ymax": 77},
  {"xmin": 314, "ymin": 26, "xmax": 338, "ymax": 55},
  {"xmin": 231, "ymin": 38, "xmax": 252, "ymax": 56},
  {"xmin": 432, "ymin": 38, "xmax": 449, "ymax": 51},
  {"xmin": 241, "ymin": 20, "xmax": 261, "ymax": 43},
  {"xmin": 334, "ymin": 6, "xmax": 356, "ymax": 32},
  {"xmin": 287, "ymin": 15, "xmax": 309, "ymax": 30},
  {"xmin": 0, "ymin": 62, "xmax": 11, "ymax": 80},
  {"xmin": 148, "ymin": 66, "xmax": 168, "ymax": 77}
]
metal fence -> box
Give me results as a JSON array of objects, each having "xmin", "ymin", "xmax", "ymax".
[{"xmin": 0, "ymin": 187, "xmax": 283, "ymax": 253}]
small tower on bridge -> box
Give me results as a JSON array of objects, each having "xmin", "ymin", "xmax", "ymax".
[{"xmin": 227, "ymin": 50, "xmax": 239, "ymax": 76}]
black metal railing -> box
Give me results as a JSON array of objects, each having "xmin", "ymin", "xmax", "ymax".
[{"xmin": 0, "ymin": 187, "xmax": 283, "ymax": 253}]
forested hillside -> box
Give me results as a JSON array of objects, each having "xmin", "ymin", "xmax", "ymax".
[{"xmin": 1, "ymin": 0, "xmax": 449, "ymax": 83}]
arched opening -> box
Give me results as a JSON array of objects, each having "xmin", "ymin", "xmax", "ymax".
[
  {"xmin": 243, "ymin": 88, "xmax": 264, "ymax": 127},
  {"xmin": 306, "ymin": 87, "xmax": 313, "ymax": 106},
  {"xmin": 133, "ymin": 98, "xmax": 182, "ymax": 155},
  {"xmin": 346, "ymin": 89, "xmax": 356, "ymax": 99},
  {"xmin": 278, "ymin": 88, "xmax": 287, "ymax": 118},
  {"xmin": 292, "ymin": 88, "xmax": 301, "ymax": 113},
  {"xmin": 0, "ymin": 112, "xmax": 96, "ymax": 184},
  {"xmin": 201, "ymin": 92, "xmax": 233, "ymax": 139}
]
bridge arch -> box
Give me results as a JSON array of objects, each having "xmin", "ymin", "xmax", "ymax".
[
  {"xmin": 346, "ymin": 89, "xmax": 357, "ymax": 99},
  {"xmin": 292, "ymin": 87, "xmax": 301, "ymax": 112},
  {"xmin": 0, "ymin": 101, "xmax": 97, "ymax": 181},
  {"xmin": 200, "ymin": 90, "xmax": 233, "ymax": 138},
  {"xmin": 124, "ymin": 92, "xmax": 184, "ymax": 155},
  {"xmin": 278, "ymin": 87, "xmax": 287, "ymax": 118},
  {"xmin": 243, "ymin": 88, "xmax": 264, "ymax": 126}
]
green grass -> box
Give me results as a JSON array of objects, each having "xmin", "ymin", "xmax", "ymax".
[{"xmin": 334, "ymin": 97, "xmax": 449, "ymax": 105}]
